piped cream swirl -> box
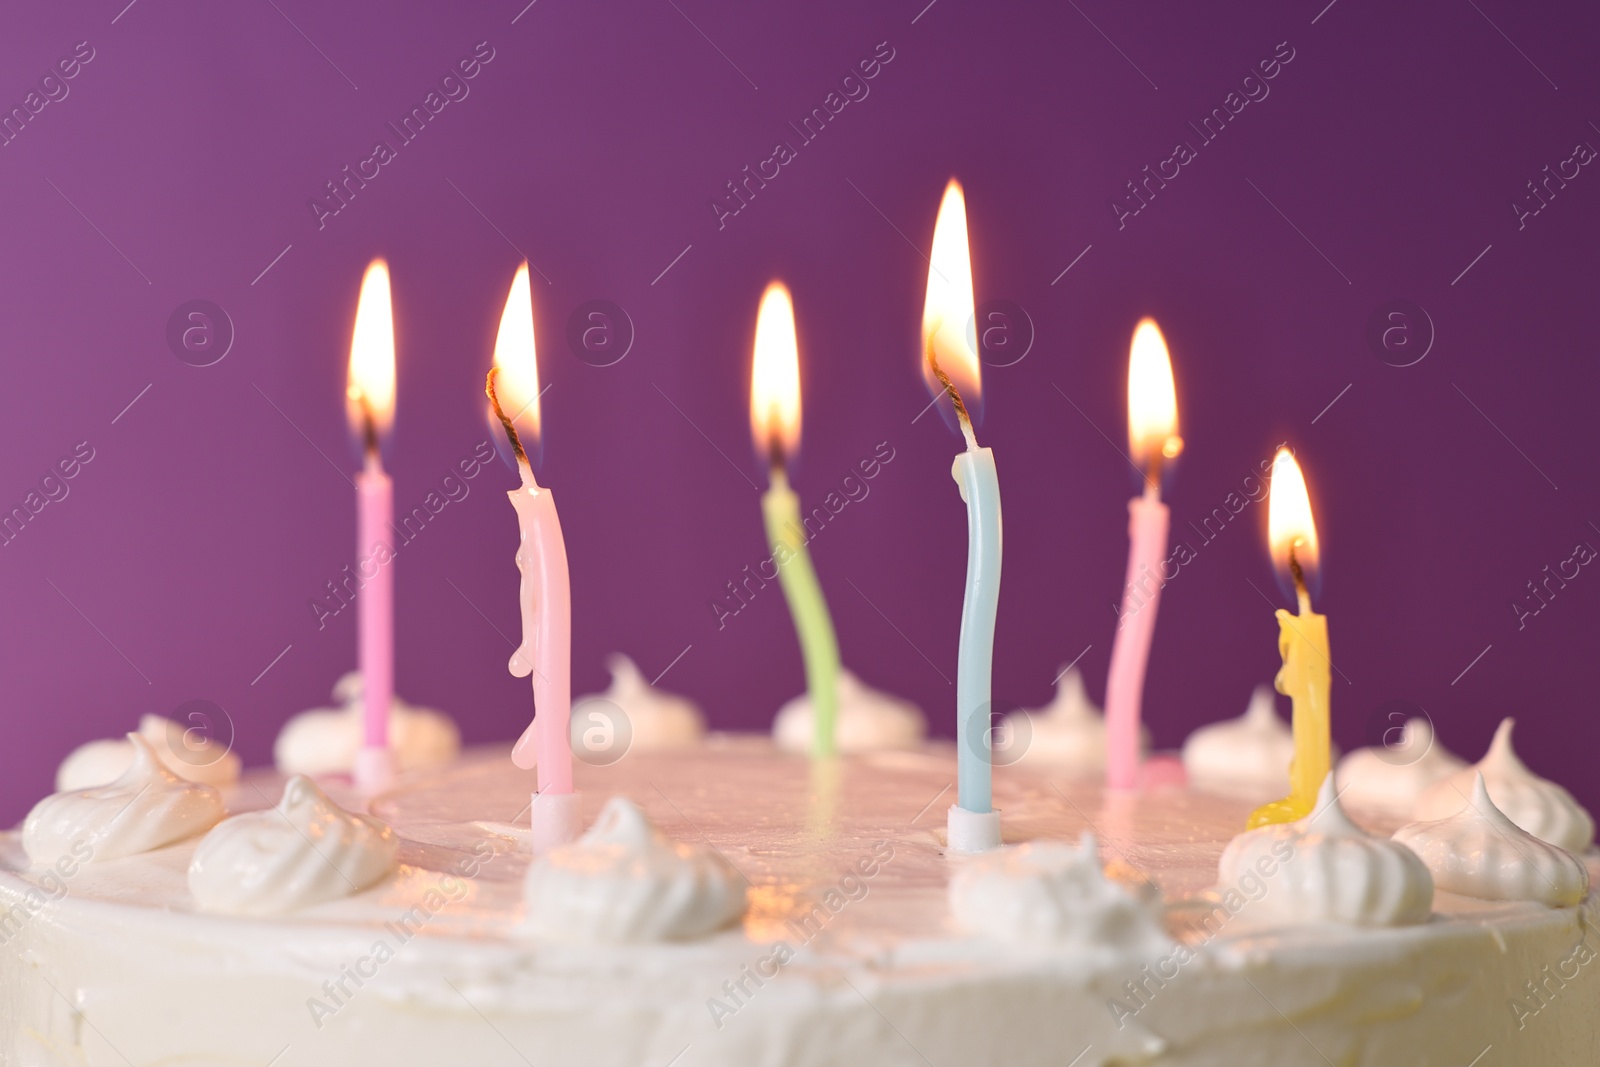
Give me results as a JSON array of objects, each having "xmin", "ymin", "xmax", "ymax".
[
  {"xmin": 56, "ymin": 713, "xmax": 241, "ymax": 792},
  {"xmin": 1005, "ymin": 669, "xmax": 1146, "ymax": 774},
  {"xmin": 773, "ymin": 669, "xmax": 925, "ymax": 754},
  {"xmin": 948, "ymin": 832, "xmax": 1171, "ymax": 953},
  {"xmin": 25, "ymin": 734, "xmax": 225, "ymax": 865},
  {"xmin": 274, "ymin": 671, "xmax": 460, "ymax": 776},
  {"xmin": 1413, "ymin": 718, "xmax": 1593, "ymax": 853},
  {"xmin": 1335, "ymin": 717, "xmax": 1466, "ymax": 815},
  {"xmin": 572, "ymin": 653, "xmax": 704, "ymax": 751},
  {"xmin": 524, "ymin": 796, "xmax": 746, "ymax": 942},
  {"xmin": 1395, "ymin": 774, "xmax": 1588, "ymax": 907},
  {"xmin": 1217, "ymin": 774, "xmax": 1434, "ymax": 927},
  {"xmin": 1182, "ymin": 686, "xmax": 1297, "ymax": 797},
  {"xmin": 188, "ymin": 776, "xmax": 398, "ymax": 915}
]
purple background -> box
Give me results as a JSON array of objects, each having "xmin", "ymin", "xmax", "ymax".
[{"xmin": 0, "ymin": 0, "xmax": 1595, "ymax": 823}]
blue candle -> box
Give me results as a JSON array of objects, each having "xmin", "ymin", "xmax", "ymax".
[
  {"xmin": 921, "ymin": 178, "xmax": 1004, "ymax": 852},
  {"xmin": 952, "ymin": 443, "xmax": 1002, "ymax": 813}
]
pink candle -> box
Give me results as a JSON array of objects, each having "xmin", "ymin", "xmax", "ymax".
[
  {"xmin": 357, "ymin": 455, "xmax": 394, "ymax": 755},
  {"xmin": 347, "ymin": 259, "xmax": 397, "ymax": 792},
  {"xmin": 506, "ymin": 470, "xmax": 571, "ymax": 793},
  {"xmin": 1104, "ymin": 319, "xmax": 1181, "ymax": 790},
  {"xmin": 487, "ymin": 263, "xmax": 578, "ymax": 850},
  {"xmin": 1105, "ymin": 486, "xmax": 1168, "ymax": 789}
]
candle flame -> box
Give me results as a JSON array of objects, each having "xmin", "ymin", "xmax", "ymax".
[
  {"xmin": 749, "ymin": 281, "xmax": 801, "ymax": 467},
  {"xmin": 1128, "ymin": 318, "xmax": 1182, "ymax": 472},
  {"xmin": 346, "ymin": 259, "xmax": 396, "ymax": 450},
  {"xmin": 920, "ymin": 179, "xmax": 981, "ymax": 436},
  {"xmin": 489, "ymin": 263, "xmax": 541, "ymax": 467},
  {"xmin": 1268, "ymin": 448, "xmax": 1320, "ymax": 602}
]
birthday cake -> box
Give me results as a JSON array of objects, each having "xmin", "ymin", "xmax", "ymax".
[{"xmin": 2, "ymin": 723, "xmax": 1597, "ymax": 1067}]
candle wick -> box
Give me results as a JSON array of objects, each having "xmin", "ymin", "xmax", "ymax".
[
  {"xmin": 766, "ymin": 436, "xmax": 787, "ymax": 481},
  {"xmin": 1288, "ymin": 543, "xmax": 1311, "ymax": 609},
  {"xmin": 486, "ymin": 368, "xmax": 530, "ymax": 468},
  {"xmin": 1142, "ymin": 448, "xmax": 1163, "ymax": 500},
  {"xmin": 358, "ymin": 395, "xmax": 381, "ymax": 461},
  {"xmin": 925, "ymin": 332, "xmax": 978, "ymax": 450}
]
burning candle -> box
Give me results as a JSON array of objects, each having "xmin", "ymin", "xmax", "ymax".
[
  {"xmin": 1248, "ymin": 448, "xmax": 1331, "ymax": 828},
  {"xmin": 1104, "ymin": 319, "xmax": 1182, "ymax": 790},
  {"xmin": 749, "ymin": 282, "xmax": 841, "ymax": 758},
  {"xmin": 485, "ymin": 263, "xmax": 578, "ymax": 851},
  {"xmin": 921, "ymin": 179, "xmax": 1003, "ymax": 853},
  {"xmin": 347, "ymin": 259, "xmax": 397, "ymax": 792}
]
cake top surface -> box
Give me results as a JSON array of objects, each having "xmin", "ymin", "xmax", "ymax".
[{"xmin": 0, "ymin": 736, "xmax": 1588, "ymax": 965}]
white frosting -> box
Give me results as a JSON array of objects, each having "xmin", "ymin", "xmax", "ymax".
[
  {"xmin": 1413, "ymin": 718, "xmax": 1594, "ymax": 853},
  {"xmin": 523, "ymin": 796, "xmax": 746, "ymax": 942},
  {"xmin": 56, "ymin": 713, "xmax": 242, "ymax": 792},
  {"xmin": 274, "ymin": 671, "xmax": 461, "ymax": 776},
  {"xmin": 1217, "ymin": 774, "xmax": 1434, "ymax": 927},
  {"xmin": 1395, "ymin": 774, "xmax": 1588, "ymax": 907},
  {"xmin": 1182, "ymin": 685, "xmax": 1296, "ymax": 796},
  {"xmin": 188, "ymin": 775, "xmax": 398, "ymax": 915},
  {"xmin": 1004, "ymin": 669, "xmax": 1147, "ymax": 773},
  {"xmin": 948, "ymin": 832, "xmax": 1171, "ymax": 953},
  {"xmin": 24, "ymin": 734, "xmax": 225, "ymax": 865},
  {"xmin": 773, "ymin": 668, "xmax": 926, "ymax": 753},
  {"xmin": 572, "ymin": 653, "xmax": 704, "ymax": 752},
  {"xmin": 2, "ymin": 740, "xmax": 1599, "ymax": 1066},
  {"xmin": 1335, "ymin": 717, "xmax": 1466, "ymax": 815}
]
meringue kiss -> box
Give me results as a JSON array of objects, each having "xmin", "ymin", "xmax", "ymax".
[
  {"xmin": 1395, "ymin": 774, "xmax": 1588, "ymax": 907},
  {"xmin": 1413, "ymin": 718, "xmax": 1594, "ymax": 854}
]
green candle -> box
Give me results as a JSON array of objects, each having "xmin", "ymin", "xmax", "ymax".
[
  {"xmin": 750, "ymin": 282, "xmax": 841, "ymax": 758},
  {"xmin": 762, "ymin": 468, "xmax": 841, "ymax": 756}
]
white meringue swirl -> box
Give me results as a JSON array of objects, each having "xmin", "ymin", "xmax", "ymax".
[
  {"xmin": 773, "ymin": 669, "xmax": 925, "ymax": 754},
  {"xmin": 524, "ymin": 796, "xmax": 746, "ymax": 942},
  {"xmin": 1005, "ymin": 669, "xmax": 1146, "ymax": 774},
  {"xmin": 25, "ymin": 734, "xmax": 225, "ymax": 865},
  {"xmin": 1335, "ymin": 717, "xmax": 1466, "ymax": 815},
  {"xmin": 572, "ymin": 653, "xmax": 705, "ymax": 751},
  {"xmin": 948, "ymin": 832, "xmax": 1171, "ymax": 953},
  {"xmin": 1217, "ymin": 774, "xmax": 1434, "ymax": 927},
  {"xmin": 1395, "ymin": 774, "xmax": 1588, "ymax": 907},
  {"xmin": 56, "ymin": 713, "xmax": 241, "ymax": 792},
  {"xmin": 1182, "ymin": 685, "xmax": 1296, "ymax": 797},
  {"xmin": 1413, "ymin": 718, "xmax": 1594, "ymax": 854},
  {"xmin": 274, "ymin": 671, "xmax": 460, "ymax": 776},
  {"xmin": 188, "ymin": 776, "xmax": 398, "ymax": 915}
]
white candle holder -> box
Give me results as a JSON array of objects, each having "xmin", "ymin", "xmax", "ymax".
[
  {"xmin": 947, "ymin": 804, "xmax": 1001, "ymax": 853},
  {"xmin": 353, "ymin": 746, "xmax": 396, "ymax": 793},
  {"xmin": 529, "ymin": 791, "xmax": 583, "ymax": 854}
]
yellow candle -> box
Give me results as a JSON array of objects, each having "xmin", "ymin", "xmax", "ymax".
[{"xmin": 1248, "ymin": 449, "xmax": 1330, "ymax": 829}]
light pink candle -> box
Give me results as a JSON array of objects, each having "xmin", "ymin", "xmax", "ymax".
[
  {"xmin": 1104, "ymin": 318, "xmax": 1181, "ymax": 790},
  {"xmin": 507, "ymin": 468, "xmax": 571, "ymax": 792},
  {"xmin": 347, "ymin": 259, "xmax": 397, "ymax": 792},
  {"xmin": 1105, "ymin": 487, "xmax": 1168, "ymax": 789},
  {"xmin": 357, "ymin": 455, "xmax": 394, "ymax": 756},
  {"xmin": 487, "ymin": 263, "xmax": 575, "ymax": 813}
]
